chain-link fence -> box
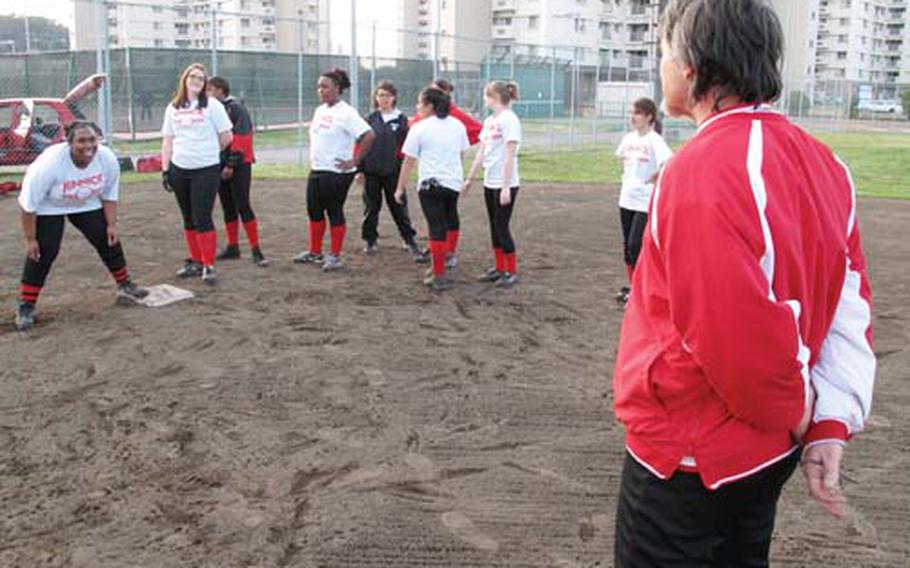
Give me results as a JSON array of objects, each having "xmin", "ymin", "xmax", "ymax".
[{"xmin": 2, "ymin": 0, "xmax": 910, "ymax": 170}]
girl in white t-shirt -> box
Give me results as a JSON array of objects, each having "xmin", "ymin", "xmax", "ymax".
[
  {"xmin": 395, "ymin": 87, "xmax": 470, "ymax": 291},
  {"xmin": 464, "ymin": 80, "xmax": 523, "ymax": 288},
  {"xmin": 14, "ymin": 121, "xmax": 148, "ymax": 331},
  {"xmin": 615, "ymin": 97, "xmax": 672, "ymax": 304},
  {"xmin": 161, "ymin": 63, "xmax": 234, "ymax": 285},
  {"xmin": 293, "ymin": 68, "xmax": 376, "ymax": 272}
]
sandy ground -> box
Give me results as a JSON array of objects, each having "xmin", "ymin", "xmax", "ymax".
[{"xmin": 0, "ymin": 179, "xmax": 907, "ymax": 567}]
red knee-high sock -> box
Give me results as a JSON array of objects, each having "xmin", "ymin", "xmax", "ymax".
[
  {"xmin": 225, "ymin": 220, "xmax": 240, "ymax": 246},
  {"xmin": 196, "ymin": 230, "xmax": 217, "ymax": 267},
  {"xmin": 110, "ymin": 266, "xmax": 131, "ymax": 285},
  {"xmin": 184, "ymin": 229, "xmax": 202, "ymax": 262},
  {"xmin": 309, "ymin": 220, "xmax": 326, "ymax": 254},
  {"xmin": 446, "ymin": 230, "xmax": 460, "ymax": 254},
  {"xmin": 329, "ymin": 223, "xmax": 346, "ymax": 256},
  {"xmin": 243, "ymin": 220, "xmax": 260, "ymax": 249},
  {"xmin": 494, "ymin": 247, "xmax": 505, "ymax": 271},
  {"xmin": 505, "ymin": 252, "xmax": 518, "ymax": 274},
  {"xmin": 430, "ymin": 240, "xmax": 448, "ymax": 277},
  {"xmin": 19, "ymin": 284, "xmax": 42, "ymax": 306}
]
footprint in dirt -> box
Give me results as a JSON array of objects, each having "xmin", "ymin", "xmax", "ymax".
[{"xmin": 441, "ymin": 511, "xmax": 499, "ymax": 552}]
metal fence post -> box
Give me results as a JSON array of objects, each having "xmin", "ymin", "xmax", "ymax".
[
  {"xmin": 593, "ymin": 48, "xmax": 600, "ymax": 146},
  {"xmin": 371, "ymin": 20, "xmax": 377, "ymax": 95},
  {"xmin": 350, "ymin": 0, "xmax": 359, "ymax": 111},
  {"xmin": 211, "ymin": 8, "xmax": 218, "ymax": 75},
  {"xmin": 297, "ymin": 17, "xmax": 304, "ymax": 167},
  {"xmin": 570, "ymin": 46, "xmax": 578, "ymax": 149},
  {"xmin": 549, "ymin": 46, "xmax": 556, "ymax": 151}
]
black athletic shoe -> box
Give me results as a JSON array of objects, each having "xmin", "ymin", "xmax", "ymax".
[
  {"xmin": 15, "ymin": 301, "xmax": 35, "ymax": 332},
  {"xmin": 477, "ymin": 268, "xmax": 503, "ymax": 283},
  {"xmin": 251, "ymin": 247, "xmax": 269, "ymax": 267},
  {"xmin": 615, "ymin": 286, "xmax": 631, "ymax": 306},
  {"xmin": 496, "ymin": 273, "xmax": 520, "ymax": 289},
  {"xmin": 423, "ymin": 274, "xmax": 452, "ymax": 291},
  {"xmin": 217, "ymin": 244, "xmax": 241, "ymax": 260},
  {"xmin": 202, "ymin": 266, "xmax": 218, "ymax": 285},
  {"xmin": 364, "ymin": 241, "xmax": 379, "ymax": 255},
  {"xmin": 117, "ymin": 281, "xmax": 149, "ymax": 304},
  {"xmin": 293, "ymin": 251, "xmax": 324, "ymax": 264},
  {"xmin": 413, "ymin": 248, "xmax": 431, "ymax": 264},
  {"xmin": 177, "ymin": 259, "xmax": 203, "ymax": 279}
]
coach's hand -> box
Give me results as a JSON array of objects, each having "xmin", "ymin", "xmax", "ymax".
[
  {"xmin": 460, "ymin": 180, "xmax": 472, "ymax": 197},
  {"xmin": 355, "ymin": 172, "xmax": 365, "ymax": 185},
  {"xmin": 394, "ymin": 187, "xmax": 405, "ymax": 204},
  {"xmin": 802, "ymin": 442, "xmax": 847, "ymax": 519},
  {"xmin": 221, "ymin": 166, "xmax": 234, "ymax": 181},
  {"xmin": 161, "ymin": 170, "xmax": 174, "ymax": 193},
  {"xmin": 107, "ymin": 224, "xmax": 119, "ymax": 247},
  {"xmin": 26, "ymin": 238, "xmax": 41, "ymax": 262}
]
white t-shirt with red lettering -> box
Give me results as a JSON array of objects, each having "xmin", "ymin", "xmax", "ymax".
[
  {"xmin": 616, "ymin": 129, "xmax": 673, "ymax": 212},
  {"xmin": 161, "ymin": 98, "xmax": 233, "ymax": 169},
  {"xmin": 309, "ymin": 101, "xmax": 372, "ymax": 173},
  {"xmin": 19, "ymin": 142, "xmax": 120, "ymax": 216},
  {"xmin": 480, "ymin": 109, "xmax": 522, "ymax": 189}
]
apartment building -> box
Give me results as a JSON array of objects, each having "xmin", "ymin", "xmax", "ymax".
[
  {"xmin": 400, "ymin": 0, "xmax": 491, "ymax": 64},
  {"xmin": 71, "ymin": 0, "xmax": 327, "ymax": 53},
  {"xmin": 816, "ymin": 0, "xmax": 907, "ymax": 84},
  {"xmin": 490, "ymin": 0, "xmax": 603, "ymax": 64}
]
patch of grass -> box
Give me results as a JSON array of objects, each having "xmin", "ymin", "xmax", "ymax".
[
  {"xmin": 3, "ymin": 132, "xmax": 908, "ymax": 200},
  {"xmin": 818, "ymin": 133, "xmax": 910, "ymax": 200},
  {"xmin": 112, "ymin": 128, "xmax": 307, "ymax": 155}
]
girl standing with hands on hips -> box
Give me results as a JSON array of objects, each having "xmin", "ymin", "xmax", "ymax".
[
  {"xmin": 464, "ymin": 80, "xmax": 523, "ymax": 288},
  {"xmin": 614, "ymin": 97, "xmax": 672, "ymax": 305},
  {"xmin": 161, "ymin": 63, "xmax": 234, "ymax": 285},
  {"xmin": 395, "ymin": 87, "xmax": 469, "ymax": 291},
  {"xmin": 294, "ymin": 68, "xmax": 376, "ymax": 272}
]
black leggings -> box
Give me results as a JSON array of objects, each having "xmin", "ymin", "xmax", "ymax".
[
  {"xmin": 484, "ymin": 186, "xmax": 519, "ymax": 253},
  {"xmin": 21, "ymin": 208, "xmax": 127, "ymax": 290},
  {"xmin": 418, "ymin": 184, "xmax": 460, "ymax": 242},
  {"xmin": 218, "ymin": 163, "xmax": 255, "ymax": 223},
  {"xmin": 307, "ymin": 171, "xmax": 355, "ymax": 226},
  {"xmin": 615, "ymin": 451, "xmax": 798, "ymax": 567},
  {"xmin": 170, "ymin": 163, "xmax": 221, "ymax": 232},
  {"xmin": 361, "ymin": 172, "xmax": 417, "ymax": 243},
  {"xmin": 620, "ymin": 207, "xmax": 648, "ymax": 269}
]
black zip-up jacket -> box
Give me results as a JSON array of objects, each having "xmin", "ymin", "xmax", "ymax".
[{"xmin": 360, "ymin": 109, "xmax": 409, "ymax": 177}]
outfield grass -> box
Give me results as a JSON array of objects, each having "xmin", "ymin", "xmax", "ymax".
[{"xmin": 3, "ymin": 132, "xmax": 908, "ymax": 200}]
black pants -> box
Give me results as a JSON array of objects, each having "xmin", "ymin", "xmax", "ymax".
[
  {"xmin": 170, "ymin": 163, "xmax": 221, "ymax": 232},
  {"xmin": 615, "ymin": 451, "xmax": 799, "ymax": 568},
  {"xmin": 361, "ymin": 172, "xmax": 417, "ymax": 243},
  {"xmin": 21, "ymin": 209, "xmax": 127, "ymax": 292},
  {"xmin": 218, "ymin": 163, "xmax": 255, "ymax": 223},
  {"xmin": 620, "ymin": 207, "xmax": 648, "ymax": 268},
  {"xmin": 418, "ymin": 184, "xmax": 460, "ymax": 242},
  {"xmin": 307, "ymin": 171, "xmax": 355, "ymax": 226},
  {"xmin": 484, "ymin": 186, "xmax": 519, "ymax": 253}
]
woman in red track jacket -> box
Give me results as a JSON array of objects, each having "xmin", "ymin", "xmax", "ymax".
[{"xmin": 612, "ymin": 1, "xmax": 876, "ymax": 565}]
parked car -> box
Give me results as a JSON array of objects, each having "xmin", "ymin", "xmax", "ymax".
[
  {"xmin": 0, "ymin": 74, "xmax": 106, "ymax": 167},
  {"xmin": 857, "ymin": 99, "xmax": 904, "ymax": 114}
]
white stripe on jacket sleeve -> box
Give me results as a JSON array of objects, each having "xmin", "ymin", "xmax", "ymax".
[{"xmin": 809, "ymin": 159, "xmax": 876, "ymax": 435}]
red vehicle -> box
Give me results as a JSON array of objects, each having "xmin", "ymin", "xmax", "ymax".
[{"xmin": 0, "ymin": 74, "xmax": 106, "ymax": 168}]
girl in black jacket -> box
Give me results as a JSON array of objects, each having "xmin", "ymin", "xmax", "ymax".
[{"xmin": 358, "ymin": 81, "xmax": 423, "ymax": 259}]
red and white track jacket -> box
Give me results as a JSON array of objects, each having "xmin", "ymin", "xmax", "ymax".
[{"xmin": 613, "ymin": 104, "xmax": 876, "ymax": 490}]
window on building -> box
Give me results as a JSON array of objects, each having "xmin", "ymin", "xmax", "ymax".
[{"xmin": 529, "ymin": 16, "xmax": 539, "ymax": 30}]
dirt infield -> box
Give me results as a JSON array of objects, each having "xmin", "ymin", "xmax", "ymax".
[{"xmin": 0, "ymin": 180, "xmax": 907, "ymax": 567}]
